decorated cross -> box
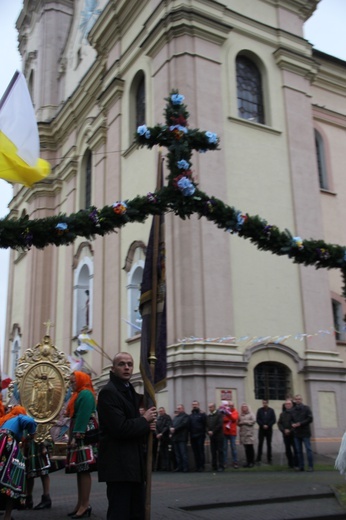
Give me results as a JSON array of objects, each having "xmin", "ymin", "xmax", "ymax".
[
  {"xmin": 136, "ymin": 92, "xmax": 219, "ymax": 193},
  {"xmin": 1, "ymin": 90, "xmax": 346, "ymax": 296}
]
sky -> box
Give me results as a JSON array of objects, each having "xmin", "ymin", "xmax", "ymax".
[{"xmin": 0, "ymin": 0, "xmax": 345, "ymax": 363}]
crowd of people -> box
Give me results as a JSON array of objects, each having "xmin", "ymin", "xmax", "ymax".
[
  {"xmin": 0, "ymin": 352, "xmax": 315, "ymax": 520},
  {"xmin": 152, "ymin": 395, "xmax": 314, "ymax": 474}
]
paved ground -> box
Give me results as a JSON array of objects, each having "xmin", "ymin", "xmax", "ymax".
[{"xmin": 10, "ymin": 453, "xmax": 346, "ymax": 520}]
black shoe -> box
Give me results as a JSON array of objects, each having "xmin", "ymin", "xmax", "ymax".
[
  {"xmin": 18, "ymin": 495, "xmax": 33, "ymax": 510},
  {"xmin": 34, "ymin": 494, "xmax": 52, "ymax": 510},
  {"xmin": 71, "ymin": 506, "xmax": 92, "ymax": 519}
]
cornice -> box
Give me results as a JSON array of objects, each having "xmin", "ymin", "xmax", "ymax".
[
  {"xmin": 54, "ymin": 149, "xmax": 78, "ymax": 184},
  {"xmin": 311, "ymin": 57, "xmax": 346, "ymax": 97},
  {"xmin": 261, "ymin": 0, "xmax": 318, "ymax": 21},
  {"xmin": 88, "ymin": 1, "xmax": 119, "ymax": 55},
  {"xmin": 25, "ymin": 179, "xmax": 63, "ymax": 205},
  {"xmin": 273, "ymin": 46, "xmax": 319, "ymax": 80},
  {"xmin": 38, "ymin": 122, "xmax": 58, "ymax": 151},
  {"xmin": 244, "ymin": 342, "xmax": 305, "ymax": 371},
  {"xmin": 87, "ymin": 115, "xmax": 108, "ymax": 151},
  {"xmin": 97, "ymin": 76, "xmax": 125, "ymax": 112},
  {"xmin": 312, "ymin": 105, "xmax": 346, "ymax": 130},
  {"xmin": 140, "ymin": 5, "xmax": 232, "ymax": 59},
  {"xmin": 17, "ymin": 0, "xmax": 73, "ymax": 35},
  {"xmin": 73, "ymin": 242, "xmax": 94, "ymax": 269},
  {"xmin": 89, "ymin": 0, "xmax": 147, "ymax": 55}
]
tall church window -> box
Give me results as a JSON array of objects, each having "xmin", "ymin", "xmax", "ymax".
[
  {"xmin": 80, "ymin": 150, "xmax": 92, "ymax": 209},
  {"xmin": 11, "ymin": 340, "xmax": 21, "ymax": 379},
  {"xmin": 127, "ymin": 263, "xmax": 144, "ymax": 337},
  {"xmin": 9, "ymin": 326, "xmax": 22, "ymax": 379},
  {"xmin": 315, "ymin": 130, "xmax": 328, "ymax": 189},
  {"xmin": 130, "ymin": 71, "xmax": 146, "ymax": 142},
  {"xmin": 28, "ymin": 70, "xmax": 34, "ymax": 105},
  {"xmin": 73, "ymin": 257, "xmax": 93, "ymax": 336},
  {"xmin": 332, "ymin": 299, "xmax": 345, "ymax": 341},
  {"xmin": 136, "ymin": 74, "xmax": 145, "ymax": 128},
  {"xmin": 124, "ymin": 242, "xmax": 146, "ymax": 337},
  {"xmin": 236, "ymin": 55, "xmax": 264, "ymax": 124},
  {"xmin": 254, "ymin": 362, "xmax": 290, "ymax": 400}
]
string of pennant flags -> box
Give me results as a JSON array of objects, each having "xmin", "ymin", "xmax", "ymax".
[
  {"xmin": 177, "ymin": 327, "xmax": 338, "ymax": 346},
  {"xmin": 72, "ymin": 325, "xmax": 342, "ymax": 364}
]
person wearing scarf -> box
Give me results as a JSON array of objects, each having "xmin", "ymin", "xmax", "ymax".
[
  {"xmin": 65, "ymin": 371, "xmax": 97, "ymax": 519},
  {"xmin": 0, "ymin": 405, "xmax": 37, "ymax": 520}
]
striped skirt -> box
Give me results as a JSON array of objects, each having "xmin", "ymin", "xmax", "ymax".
[
  {"xmin": 65, "ymin": 438, "xmax": 97, "ymax": 474},
  {"xmin": 0, "ymin": 429, "xmax": 26, "ymax": 506},
  {"xmin": 23, "ymin": 439, "xmax": 65, "ymax": 477}
]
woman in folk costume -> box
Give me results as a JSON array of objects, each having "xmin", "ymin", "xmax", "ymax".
[
  {"xmin": 65, "ymin": 371, "xmax": 97, "ymax": 519},
  {"xmin": 23, "ymin": 394, "xmax": 71, "ymax": 511},
  {"xmin": 238, "ymin": 403, "xmax": 256, "ymax": 468},
  {"xmin": 0, "ymin": 405, "xmax": 37, "ymax": 520}
]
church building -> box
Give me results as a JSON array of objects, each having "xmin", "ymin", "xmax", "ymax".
[{"xmin": 4, "ymin": 0, "xmax": 346, "ymax": 452}]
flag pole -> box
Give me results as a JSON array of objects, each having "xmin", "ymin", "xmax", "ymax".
[{"xmin": 144, "ymin": 151, "xmax": 163, "ymax": 520}]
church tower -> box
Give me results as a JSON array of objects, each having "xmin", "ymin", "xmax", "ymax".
[{"xmin": 16, "ymin": 0, "xmax": 74, "ymax": 121}]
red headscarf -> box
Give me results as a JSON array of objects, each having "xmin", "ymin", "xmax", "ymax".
[
  {"xmin": 66, "ymin": 371, "xmax": 96, "ymax": 418},
  {"xmin": 0, "ymin": 405, "xmax": 27, "ymax": 427}
]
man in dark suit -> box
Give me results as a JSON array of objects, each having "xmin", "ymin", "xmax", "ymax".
[
  {"xmin": 97, "ymin": 352, "xmax": 156, "ymax": 520},
  {"xmin": 255, "ymin": 399, "xmax": 276, "ymax": 464}
]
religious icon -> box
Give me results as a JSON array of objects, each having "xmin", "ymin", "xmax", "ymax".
[{"xmin": 9, "ymin": 330, "xmax": 71, "ymax": 443}]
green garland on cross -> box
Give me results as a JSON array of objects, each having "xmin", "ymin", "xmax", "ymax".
[{"xmin": 1, "ymin": 91, "xmax": 346, "ymax": 295}]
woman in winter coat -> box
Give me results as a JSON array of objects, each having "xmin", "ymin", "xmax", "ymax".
[{"xmin": 238, "ymin": 403, "xmax": 256, "ymax": 468}]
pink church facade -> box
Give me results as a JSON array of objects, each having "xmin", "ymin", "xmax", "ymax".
[{"xmin": 3, "ymin": 0, "xmax": 346, "ymax": 452}]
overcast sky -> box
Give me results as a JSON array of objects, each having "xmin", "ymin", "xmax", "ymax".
[{"xmin": 0, "ymin": 0, "xmax": 345, "ymax": 364}]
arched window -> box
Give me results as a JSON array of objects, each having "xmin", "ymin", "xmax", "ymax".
[
  {"xmin": 130, "ymin": 71, "xmax": 145, "ymax": 142},
  {"xmin": 254, "ymin": 362, "xmax": 291, "ymax": 400},
  {"xmin": 332, "ymin": 299, "xmax": 345, "ymax": 341},
  {"xmin": 127, "ymin": 263, "xmax": 144, "ymax": 337},
  {"xmin": 315, "ymin": 130, "xmax": 328, "ymax": 189},
  {"xmin": 124, "ymin": 241, "xmax": 146, "ymax": 337},
  {"xmin": 28, "ymin": 70, "xmax": 34, "ymax": 105},
  {"xmin": 236, "ymin": 55, "xmax": 264, "ymax": 124},
  {"xmin": 136, "ymin": 74, "xmax": 145, "ymax": 128},
  {"xmin": 9, "ymin": 326, "xmax": 22, "ymax": 379},
  {"xmin": 80, "ymin": 149, "xmax": 92, "ymax": 209},
  {"xmin": 73, "ymin": 257, "xmax": 93, "ymax": 336}
]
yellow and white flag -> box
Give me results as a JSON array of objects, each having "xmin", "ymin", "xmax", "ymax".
[{"xmin": 0, "ymin": 71, "xmax": 50, "ymax": 187}]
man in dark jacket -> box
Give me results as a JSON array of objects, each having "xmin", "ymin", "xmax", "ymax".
[
  {"xmin": 153, "ymin": 407, "xmax": 172, "ymax": 471},
  {"xmin": 291, "ymin": 394, "xmax": 314, "ymax": 471},
  {"xmin": 207, "ymin": 402, "xmax": 224, "ymax": 472},
  {"xmin": 189, "ymin": 400, "xmax": 207, "ymax": 471},
  {"xmin": 97, "ymin": 352, "xmax": 157, "ymax": 520},
  {"xmin": 255, "ymin": 399, "xmax": 276, "ymax": 464},
  {"xmin": 278, "ymin": 399, "xmax": 298, "ymax": 468},
  {"xmin": 170, "ymin": 404, "xmax": 189, "ymax": 472}
]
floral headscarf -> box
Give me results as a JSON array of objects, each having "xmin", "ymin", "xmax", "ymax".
[
  {"xmin": 66, "ymin": 371, "xmax": 96, "ymax": 418},
  {"xmin": 0, "ymin": 405, "xmax": 27, "ymax": 427}
]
